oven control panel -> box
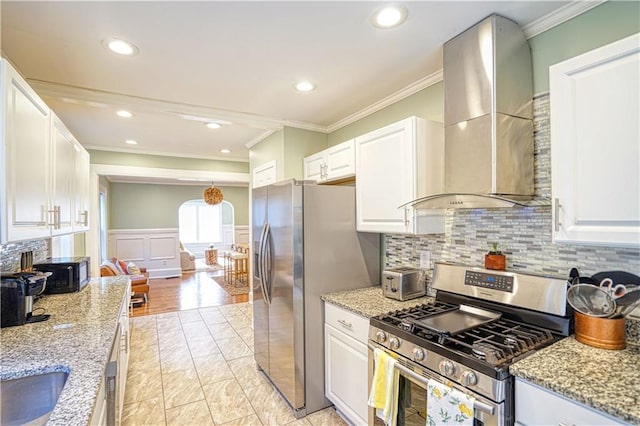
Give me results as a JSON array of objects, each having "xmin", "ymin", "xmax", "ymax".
[{"xmin": 465, "ymin": 271, "xmax": 514, "ymax": 292}]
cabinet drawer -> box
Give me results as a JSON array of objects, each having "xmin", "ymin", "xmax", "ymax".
[{"xmin": 325, "ymin": 303, "xmax": 369, "ymax": 343}]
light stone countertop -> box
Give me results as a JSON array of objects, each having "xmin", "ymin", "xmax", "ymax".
[
  {"xmin": 0, "ymin": 276, "xmax": 129, "ymax": 426},
  {"xmin": 510, "ymin": 336, "xmax": 640, "ymax": 424},
  {"xmin": 321, "ymin": 285, "xmax": 434, "ymax": 318}
]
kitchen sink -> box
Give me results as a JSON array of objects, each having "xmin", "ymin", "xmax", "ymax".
[{"xmin": 1, "ymin": 371, "xmax": 69, "ymax": 426}]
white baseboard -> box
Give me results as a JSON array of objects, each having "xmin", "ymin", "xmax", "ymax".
[{"xmin": 148, "ymin": 267, "xmax": 182, "ymax": 279}]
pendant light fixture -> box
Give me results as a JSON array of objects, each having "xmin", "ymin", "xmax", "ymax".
[{"xmin": 204, "ymin": 182, "xmax": 224, "ymax": 205}]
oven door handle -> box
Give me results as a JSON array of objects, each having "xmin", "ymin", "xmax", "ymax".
[{"xmin": 368, "ymin": 344, "xmax": 495, "ymax": 416}]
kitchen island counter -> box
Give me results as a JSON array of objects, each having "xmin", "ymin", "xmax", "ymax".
[
  {"xmin": 510, "ymin": 336, "xmax": 640, "ymax": 424},
  {"xmin": 0, "ymin": 276, "xmax": 129, "ymax": 426},
  {"xmin": 321, "ymin": 286, "xmax": 434, "ymax": 318}
]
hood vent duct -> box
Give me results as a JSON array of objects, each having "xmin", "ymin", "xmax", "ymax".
[{"xmin": 412, "ymin": 14, "xmax": 538, "ymax": 209}]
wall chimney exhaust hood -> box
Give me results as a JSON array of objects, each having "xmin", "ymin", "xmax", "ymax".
[{"xmin": 410, "ymin": 15, "xmax": 537, "ymax": 209}]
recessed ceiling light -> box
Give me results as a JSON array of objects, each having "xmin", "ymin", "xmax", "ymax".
[
  {"xmin": 103, "ymin": 38, "xmax": 139, "ymax": 56},
  {"xmin": 125, "ymin": 140, "xmax": 138, "ymax": 145},
  {"xmin": 294, "ymin": 81, "xmax": 316, "ymax": 92},
  {"xmin": 372, "ymin": 6, "xmax": 407, "ymax": 29},
  {"xmin": 116, "ymin": 110, "xmax": 133, "ymax": 118},
  {"xmin": 220, "ymin": 149, "xmax": 231, "ymax": 154},
  {"xmin": 205, "ymin": 122, "xmax": 221, "ymax": 129}
]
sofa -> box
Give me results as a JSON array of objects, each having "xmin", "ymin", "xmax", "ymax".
[{"xmin": 100, "ymin": 258, "xmax": 150, "ymax": 303}]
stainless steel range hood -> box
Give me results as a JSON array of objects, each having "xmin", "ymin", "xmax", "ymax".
[{"xmin": 412, "ymin": 15, "xmax": 535, "ymax": 209}]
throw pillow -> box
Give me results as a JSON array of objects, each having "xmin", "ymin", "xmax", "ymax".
[
  {"xmin": 127, "ymin": 262, "xmax": 141, "ymax": 275},
  {"xmin": 110, "ymin": 258, "xmax": 128, "ymax": 274}
]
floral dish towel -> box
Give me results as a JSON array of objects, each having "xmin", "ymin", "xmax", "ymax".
[{"xmin": 426, "ymin": 379, "xmax": 475, "ymax": 425}]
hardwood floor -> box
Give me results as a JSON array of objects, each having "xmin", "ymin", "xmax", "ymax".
[{"xmin": 131, "ymin": 269, "xmax": 249, "ymax": 317}]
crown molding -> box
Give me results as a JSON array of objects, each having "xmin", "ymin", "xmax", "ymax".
[
  {"xmin": 326, "ymin": 70, "xmax": 443, "ymax": 133},
  {"xmin": 244, "ymin": 129, "xmax": 280, "ymax": 149},
  {"xmin": 522, "ymin": 1, "xmax": 607, "ymax": 39}
]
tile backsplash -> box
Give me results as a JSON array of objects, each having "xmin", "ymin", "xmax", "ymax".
[
  {"xmin": 384, "ymin": 93, "xmax": 640, "ymax": 343},
  {"xmin": 0, "ymin": 239, "xmax": 50, "ymax": 272}
]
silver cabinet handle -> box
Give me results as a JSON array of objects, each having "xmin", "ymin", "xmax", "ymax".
[
  {"xmin": 338, "ymin": 319, "xmax": 352, "ymax": 329},
  {"xmin": 80, "ymin": 210, "xmax": 88, "ymax": 226},
  {"xmin": 554, "ymin": 198, "xmax": 561, "ymax": 232}
]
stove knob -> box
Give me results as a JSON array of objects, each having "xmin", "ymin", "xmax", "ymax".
[
  {"xmin": 461, "ymin": 371, "xmax": 478, "ymax": 386},
  {"xmin": 389, "ymin": 337, "xmax": 401, "ymax": 350},
  {"xmin": 375, "ymin": 331, "xmax": 387, "ymax": 343},
  {"xmin": 439, "ymin": 360, "xmax": 455, "ymax": 376},
  {"xmin": 412, "ymin": 348, "xmax": 425, "ymax": 362}
]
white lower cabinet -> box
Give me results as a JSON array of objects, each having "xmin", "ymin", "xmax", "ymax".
[
  {"xmin": 515, "ymin": 378, "xmax": 629, "ymax": 425},
  {"xmin": 324, "ymin": 303, "xmax": 369, "ymax": 426}
]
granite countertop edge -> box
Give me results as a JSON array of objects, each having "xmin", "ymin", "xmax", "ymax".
[
  {"xmin": 510, "ymin": 336, "xmax": 640, "ymax": 424},
  {"xmin": 0, "ymin": 276, "xmax": 129, "ymax": 426}
]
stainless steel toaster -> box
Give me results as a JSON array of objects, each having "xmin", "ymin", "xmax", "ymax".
[{"xmin": 382, "ymin": 267, "xmax": 425, "ymax": 301}]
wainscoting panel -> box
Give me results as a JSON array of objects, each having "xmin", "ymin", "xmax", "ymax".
[{"xmin": 108, "ymin": 229, "xmax": 181, "ymax": 278}]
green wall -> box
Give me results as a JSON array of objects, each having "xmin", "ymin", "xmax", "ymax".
[
  {"xmin": 529, "ymin": 1, "xmax": 640, "ymax": 93},
  {"xmin": 89, "ymin": 150, "xmax": 249, "ymax": 173},
  {"xmin": 108, "ymin": 183, "xmax": 249, "ymax": 229},
  {"xmin": 283, "ymin": 127, "xmax": 328, "ymax": 179},
  {"xmin": 249, "ymin": 130, "xmax": 284, "ymax": 181},
  {"xmin": 328, "ymin": 82, "xmax": 443, "ymax": 146},
  {"xmin": 249, "ymin": 127, "xmax": 327, "ymax": 181}
]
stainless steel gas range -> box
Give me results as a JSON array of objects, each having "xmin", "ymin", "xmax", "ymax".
[{"xmin": 368, "ymin": 263, "xmax": 572, "ymax": 426}]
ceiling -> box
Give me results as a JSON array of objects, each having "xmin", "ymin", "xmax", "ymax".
[{"xmin": 2, "ymin": 1, "xmax": 586, "ymax": 164}]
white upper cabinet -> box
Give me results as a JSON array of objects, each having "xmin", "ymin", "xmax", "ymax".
[
  {"xmin": 74, "ymin": 142, "xmax": 90, "ymax": 231},
  {"xmin": 355, "ymin": 116, "xmax": 444, "ymax": 234},
  {"xmin": 252, "ymin": 160, "xmax": 277, "ymax": 188},
  {"xmin": 303, "ymin": 139, "xmax": 355, "ymax": 183},
  {"xmin": 1, "ymin": 60, "xmax": 52, "ymax": 243},
  {"xmin": 303, "ymin": 151, "xmax": 326, "ymax": 182},
  {"xmin": 1, "ymin": 59, "xmax": 91, "ymax": 243},
  {"xmin": 51, "ymin": 114, "xmax": 76, "ymax": 235},
  {"xmin": 551, "ymin": 34, "xmax": 640, "ymax": 247}
]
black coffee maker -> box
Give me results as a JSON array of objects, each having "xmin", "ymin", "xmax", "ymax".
[{"xmin": 1, "ymin": 272, "xmax": 51, "ymax": 327}]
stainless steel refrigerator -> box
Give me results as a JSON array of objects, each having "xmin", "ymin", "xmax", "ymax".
[{"xmin": 252, "ymin": 179, "xmax": 379, "ymax": 417}]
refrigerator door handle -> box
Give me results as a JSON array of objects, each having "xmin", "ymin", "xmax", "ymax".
[
  {"xmin": 264, "ymin": 223, "xmax": 273, "ymax": 303},
  {"xmin": 258, "ymin": 222, "xmax": 268, "ymax": 304},
  {"xmin": 260, "ymin": 222, "xmax": 272, "ymax": 304}
]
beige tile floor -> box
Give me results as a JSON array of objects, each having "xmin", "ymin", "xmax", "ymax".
[{"xmin": 123, "ymin": 303, "xmax": 348, "ymax": 426}]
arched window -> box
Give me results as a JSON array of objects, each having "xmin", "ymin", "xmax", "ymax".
[{"xmin": 179, "ymin": 200, "xmax": 234, "ymax": 256}]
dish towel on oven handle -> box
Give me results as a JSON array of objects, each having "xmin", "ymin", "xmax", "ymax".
[
  {"xmin": 367, "ymin": 348, "xmax": 400, "ymax": 426},
  {"xmin": 426, "ymin": 379, "xmax": 475, "ymax": 426}
]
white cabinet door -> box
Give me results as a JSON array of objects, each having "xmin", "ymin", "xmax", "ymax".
[
  {"xmin": 74, "ymin": 143, "xmax": 90, "ymax": 231},
  {"xmin": 303, "ymin": 151, "xmax": 326, "ymax": 182},
  {"xmin": 252, "ymin": 160, "xmax": 277, "ymax": 188},
  {"xmin": 1, "ymin": 60, "xmax": 51, "ymax": 243},
  {"xmin": 325, "ymin": 139, "xmax": 355, "ymax": 181},
  {"xmin": 551, "ymin": 34, "xmax": 640, "ymax": 247},
  {"xmin": 50, "ymin": 114, "xmax": 75, "ymax": 235},
  {"xmin": 515, "ymin": 378, "xmax": 628, "ymax": 425},
  {"xmin": 356, "ymin": 117, "xmax": 444, "ymax": 234},
  {"xmin": 325, "ymin": 323, "xmax": 368, "ymax": 426}
]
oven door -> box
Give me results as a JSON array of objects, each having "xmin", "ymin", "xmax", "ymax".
[{"xmin": 367, "ymin": 342, "xmax": 506, "ymax": 426}]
